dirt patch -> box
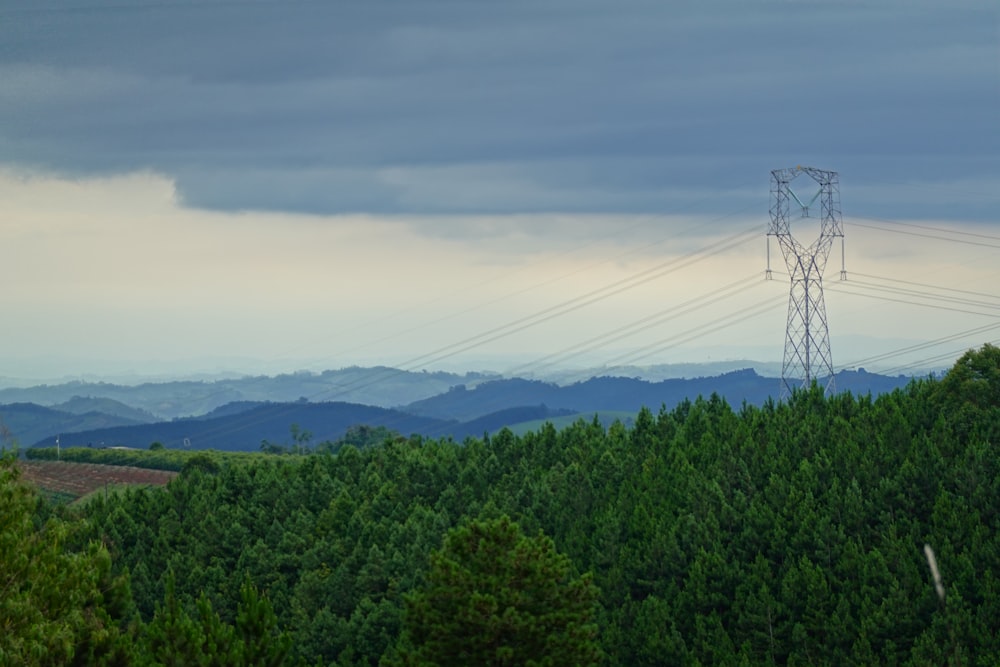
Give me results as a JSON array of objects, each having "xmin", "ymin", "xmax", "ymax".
[{"xmin": 18, "ymin": 460, "xmax": 177, "ymax": 500}]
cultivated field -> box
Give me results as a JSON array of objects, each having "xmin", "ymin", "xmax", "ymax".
[{"xmin": 18, "ymin": 460, "xmax": 177, "ymax": 502}]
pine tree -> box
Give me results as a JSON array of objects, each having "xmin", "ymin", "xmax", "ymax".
[
  {"xmin": 234, "ymin": 578, "xmax": 295, "ymax": 667},
  {"xmin": 141, "ymin": 573, "xmax": 296, "ymax": 666},
  {"xmin": 394, "ymin": 515, "xmax": 600, "ymax": 667},
  {"xmin": 141, "ymin": 574, "xmax": 239, "ymax": 667},
  {"xmin": 0, "ymin": 456, "xmax": 132, "ymax": 666}
]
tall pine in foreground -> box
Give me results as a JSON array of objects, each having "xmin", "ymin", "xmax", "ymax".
[
  {"xmin": 0, "ymin": 455, "xmax": 132, "ymax": 666},
  {"xmin": 392, "ymin": 515, "xmax": 601, "ymax": 667}
]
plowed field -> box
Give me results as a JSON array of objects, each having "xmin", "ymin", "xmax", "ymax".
[{"xmin": 18, "ymin": 460, "xmax": 177, "ymax": 500}]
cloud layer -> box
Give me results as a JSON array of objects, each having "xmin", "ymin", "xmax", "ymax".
[{"xmin": 2, "ymin": 0, "xmax": 997, "ymax": 222}]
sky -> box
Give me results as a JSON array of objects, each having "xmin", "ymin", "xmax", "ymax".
[{"xmin": 1, "ymin": 0, "xmax": 998, "ymax": 383}]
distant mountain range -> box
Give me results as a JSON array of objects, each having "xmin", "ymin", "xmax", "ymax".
[
  {"xmin": 0, "ymin": 366, "xmax": 918, "ymax": 452},
  {"xmin": 0, "ymin": 367, "xmax": 497, "ymax": 420},
  {"xmin": 0, "ymin": 401, "xmax": 152, "ymax": 448},
  {"xmin": 403, "ymin": 368, "xmax": 916, "ymax": 421}
]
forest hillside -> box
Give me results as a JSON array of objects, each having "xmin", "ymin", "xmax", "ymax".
[{"xmin": 4, "ymin": 345, "xmax": 998, "ymax": 665}]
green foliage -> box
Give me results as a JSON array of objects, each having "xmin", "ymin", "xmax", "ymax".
[
  {"xmin": 27, "ymin": 446, "xmax": 267, "ymax": 471},
  {"xmin": 234, "ymin": 577, "xmax": 296, "ymax": 666},
  {"xmin": 0, "ymin": 455, "xmax": 133, "ymax": 666},
  {"xmin": 315, "ymin": 424, "xmax": 403, "ymax": 454},
  {"xmin": 59, "ymin": 345, "xmax": 1000, "ymax": 665},
  {"xmin": 142, "ymin": 574, "xmax": 239, "ymax": 667},
  {"xmin": 935, "ymin": 343, "xmax": 1000, "ymax": 444},
  {"xmin": 939, "ymin": 343, "xmax": 1000, "ymax": 408},
  {"xmin": 141, "ymin": 574, "xmax": 295, "ymax": 667},
  {"xmin": 260, "ymin": 439, "xmax": 288, "ymax": 455},
  {"xmin": 394, "ymin": 515, "xmax": 600, "ymax": 667},
  {"xmin": 289, "ymin": 423, "xmax": 312, "ymax": 454},
  {"xmin": 180, "ymin": 453, "xmax": 221, "ymax": 476}
]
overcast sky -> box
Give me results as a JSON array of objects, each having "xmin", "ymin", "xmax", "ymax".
[{"xmin": 1, "ymin": 0, "xmax": 998, "ymax": 382}]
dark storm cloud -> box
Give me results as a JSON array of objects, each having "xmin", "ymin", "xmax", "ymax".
[{"xmin": 1, "ymin": 0, "xmax": 997, "ymax": 223}]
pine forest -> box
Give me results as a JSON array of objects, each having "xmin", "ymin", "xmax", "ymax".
[{"xmin": 3, "ymin": 344, "xmax": 1000, "ymax": 666}]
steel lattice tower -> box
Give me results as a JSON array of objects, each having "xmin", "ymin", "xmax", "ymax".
[{"xmin": 767, "ymin": 166, "xmax": 845, "ymax": 396}]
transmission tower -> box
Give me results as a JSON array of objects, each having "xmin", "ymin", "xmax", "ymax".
[{"xmin": 766, "ymin": 166, "xmax": 845, "ymax": 396}]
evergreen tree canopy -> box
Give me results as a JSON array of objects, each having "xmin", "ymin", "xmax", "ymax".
[
  {"xmin": 14, "ymin": 343, "xmax": 997, "ymax": 665},
  {"xmin": 396, "ymin": 516, "xmax": 600, "ymax": 667},
  {"xmin": 0, "ymin": 456, "xmax": 131, "ymax": 666}
]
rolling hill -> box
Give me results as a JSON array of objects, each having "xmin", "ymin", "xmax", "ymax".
[
  {"xmin": 30, "ymin": 401, "xmax": 456, "ymax": 451},
  {"xmin": 0, "ymin": 367, "xmax": 496, "ymax": 419},
  {"xmin": 401, "ymin": 368, "xmax": 912, "ymax": 421},
  {"xmin": 0, "ymin": 402, "xmax": 147, "ymax": 448},
  {"xmin": 18, "ymin": 366, "xmax": 916, "ymax": 452}
]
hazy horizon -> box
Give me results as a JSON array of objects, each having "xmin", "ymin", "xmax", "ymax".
[{"xmin": 0, "ymin": 338, "xmax": 953, "ymax": 389}]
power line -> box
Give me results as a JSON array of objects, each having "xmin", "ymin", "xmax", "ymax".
[
  {"xmin": 826, "ymin": 282, "xmax": 1000, "ymax": 320},
  {"xmin": 314, "ymin": 224, "xmax": 764, "ymax": 396},
  {"xmin": 842, "ymin": 322, "xmax": 1000, "ymax": 369},
  {"xmin": 275, "ymin": 203, "xmax": 763, "ymax": 368},
  {"xmin": 825, "ymin": 272, "xmax": 999, "ymax": 376},
  {"xmin": 847, "ymin": 215, "xmax": 1000, "ymax": 243},
  {"xmin": 500, "ymin": 273, "xmax": 765, "ymax": 378},
  {"xmin": 849, "ymin": 271, "xmax": 1000, "ymax": 302},
  {"xmin": 97, "ymin": 202, "xmax": 999, "ymax": 445},
  {"xmin": 844, "ymin": 220, "xmax": 1000, "ymax": 250},
  {"xmin": 879, "ymin": 340, "xmax": 1000, "ymax": 377},
  {"xmin": 198, "ymin": 209, "xmax": 1000, "ymax": 443},
  {"xmin": 838, "ymin": 278, "xmax": 1000, "ymax": 312},
  {"xmin": 150, "ymin": 207, "xmax": 765, "ymax": 426},
  {"xmin": 580, "ymin": 292, "xmax": 785, "ymax": 378},
  {"xmin": 276, "ymin": 214, "xmax": 681, "ymax": 362},
  {"xmin": 186, "ymin": 223, "xmax": 766, "ymax": 444}
]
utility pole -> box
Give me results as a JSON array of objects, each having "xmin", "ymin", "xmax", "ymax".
[{"xmin": 766, "ymin": 166, "xmax": 845, "ymax": 397}]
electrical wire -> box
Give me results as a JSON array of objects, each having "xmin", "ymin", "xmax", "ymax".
[
  {"xmin": 276, "ymin": 212, "xmax": 700, "ymax": 363},
  {"xmin": 826, "ymin": 282, "xmax": 1000, "ymax": 320},
  {"xmin": 844, "ymin": 220, "xmax": 1000, "ymax": 250},
  {"xmin": 764, "ymin": 266, "xmax": 1000, "ymax": 380},
  {"xmin": 878, "ymin": 339, "xmax": 1000, "ymax": 377},
  {"xmin": 275, "ymin": 204, "xmax": 763, "ymax": 368},
  {"xmin": 97, "ymin": 212, "xmax": 1000, "ymax": 445},
  {"xmin": 847, "ymin": 215, "xmax": 1000, "ymax": 243},
  {"xmin": 841, "ymin": 322, "xmax": 1000, "ymax": 370},
  {"xmin": 835, "ymin": 278, "xmax": 1000, "ymax": 312},
  {"xmin": 848, "ymin": 272, "xmax": 1000, "ymax": 302},
  {"xmin": 310, "ymin": 224, "xmax": 764, "ymax": 399},
  {"xmin": 566, "ymin": 292, "xmax": 786, "ymax": 382},
  {"xmin": 143, "ymin": 203, "xmax": 764, "ymax": 432},
  {"xmin": 499, "ymin": 273, "xmax": 766, "ymax": 378},
  {"xmin": 183, "ymin": 223, "xmax": 767, "ymax": 445}
]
